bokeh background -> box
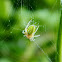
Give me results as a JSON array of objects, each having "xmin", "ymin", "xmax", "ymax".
[{"xmin": 0, "ymin": 0, "xmax": 60, "ymax": 62}]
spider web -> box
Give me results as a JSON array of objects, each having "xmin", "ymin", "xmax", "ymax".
[
  {"xmin": 11, "ymin": 0, "xmax": 59, "ymax": 62},
  {"xmin": 20, "ymin": 0, "xmax": 60, "ymax": 62}
]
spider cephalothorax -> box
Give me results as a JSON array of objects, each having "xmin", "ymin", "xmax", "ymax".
[{"xmin": 22, "ymin": 20, "xmax": 40, "ymax": 41}]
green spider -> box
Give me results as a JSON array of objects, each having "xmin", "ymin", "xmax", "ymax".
[{"xmin": 22, "ymin": 20, "xmax": 40, "ymax": 41}]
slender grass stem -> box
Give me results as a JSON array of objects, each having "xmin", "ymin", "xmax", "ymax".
[{"xmin": 56, "ymin": 0, "xmax": 62, "ymax": 62}]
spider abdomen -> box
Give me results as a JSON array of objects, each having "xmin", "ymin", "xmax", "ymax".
[{"xmin": 27, "ymin": 25, "xmax": 35, "ymax": 35}]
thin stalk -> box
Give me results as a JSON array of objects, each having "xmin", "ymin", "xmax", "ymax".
[{"xmin": 56, "ymin": 0, "xmax": 62, "ymax": 62}]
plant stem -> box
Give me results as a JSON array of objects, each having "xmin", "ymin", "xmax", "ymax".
[{"xmin": 56, "ymin": 0, "xmax": 62, "ymax": 62}]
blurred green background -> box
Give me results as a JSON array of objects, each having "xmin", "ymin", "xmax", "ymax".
[{"xmin": 0, "ymin": 0, "xmax": 60, "ymax": 62}]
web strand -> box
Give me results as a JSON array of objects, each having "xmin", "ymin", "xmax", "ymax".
[{"xmin": 33, "ymin": 41, "xmax": 52, "ymax": 62}]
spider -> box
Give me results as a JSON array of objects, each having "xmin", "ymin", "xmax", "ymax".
[{"xmin": 22, "ymin": 20, "xmax": 40, "ymax": 41}]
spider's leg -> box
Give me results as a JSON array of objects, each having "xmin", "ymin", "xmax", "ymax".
[
  {"xmin": 25, "ymin": 19, "xmax": 32, "ymax": 29},
  {"xmin": 25, "ymin": 28, "xmax": 27, "ymax": 32},
  {"xmin": 34, "ymin": 35, "xmax": 40, "ymax": 37},
  {"xmin": 25, "ymin": 19, "xmax": 32, "ymax": 32},
  {"xmin": 30, "ymin": 37, "xmax": 35, "ymax": 41},
  {"xmin": 32, "ymin": 39, "xmax": 35, "ymax": 41},
  {"xmin": 33, "ymin": 26, "xmax": 39, "ymax": 35},
  {"xmin": 22, "ymin": 30, "xmax": 25, "ymax": 34}
]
